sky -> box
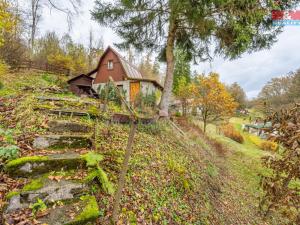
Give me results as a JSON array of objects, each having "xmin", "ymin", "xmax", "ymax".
[{"xmin": 37, "ymin": 0, "xmax": 300, "ymax": 99}]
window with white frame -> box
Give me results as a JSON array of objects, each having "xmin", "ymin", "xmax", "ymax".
[{"xmin": 107, "ymin": 60, "xmax": 113, "ymax": 70}]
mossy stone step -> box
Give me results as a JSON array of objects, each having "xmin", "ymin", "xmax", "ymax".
[
  {"xmin": 33, "ymin": 135, "xmax": 92, "ymax": 150},
  {"xmin": 48, "ymin": 120, "xmax": 92, "ymax": 133},
  {"xmin": 39, "ymin": 195, "xmax": 99, "ymax": 225},
  {"xmin": 4, "ymin": 195, "xmax": 100, "ymax": 225},
  {"xmin": 5, "ymin": 153, "xmax": 86, "ymax": 177},
  {"xmin": 5, "ymin": 178, "xmax": 88, "ymax": 213}
]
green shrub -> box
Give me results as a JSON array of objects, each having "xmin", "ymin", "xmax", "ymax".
[
  {"xmin": 221, "ymin": 124, "xmax": 244, "ymax": 143},
  {"xmin": 41, "ymin": 73, "xmax": 57, "ymax": 84},
  {"xmin": 0, "ymin": 145, "xmax": 19, "ymax": 160},
  {"xmin": 0, "ymin": 127, "xmax": 19, "ymax": 160},
  {"xmin": 175, "ymin": 111, "xmax": 182, "ymax": 117},
  {"xmin": 98, "ymin": 83, "xmax": 124, "ymax": 106},
  {"xmin": 0, "ymin": 128, "xmax": 16, "ymax": 145},
  {"xmin": 30, "ymin": 198, "xmax": 47, "ymax": 215},
  {"xmin": 0, "ymin": 81, "xmax": 3, "ymax": 90}
]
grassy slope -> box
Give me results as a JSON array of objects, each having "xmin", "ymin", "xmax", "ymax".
[
  {"xmin": 193, "ymin": 118, "xmax": 288, "ymax": 224},
  {"xmin": 1, "ymin": 71, "xmax": 287, "ymax": 224},
  {"xmin": 1, "ymin": 71, "xmax": 211, "ymax": 224}
]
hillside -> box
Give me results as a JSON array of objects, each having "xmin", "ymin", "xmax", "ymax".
[{"xmin": 0, "ymin": 71, "xmax": 286, "ymax": 224}]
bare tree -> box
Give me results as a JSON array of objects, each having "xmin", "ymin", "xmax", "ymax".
[
  {"xmin": 27, "ymin": 0, "xmax": 81, "ymax": 51},
  {"xmin": 88, "ymin": 28, "xmax": 104, "ymax": 70}
]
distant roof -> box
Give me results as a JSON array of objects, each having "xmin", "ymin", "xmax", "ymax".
[
  {"xmin": 245, "ymin": 122, "xmax": 272, "ymax": 129},
  {"xmin": 67, "ymin": 74, "xmax": 93, "ymax": 84},
  {"xmin": 110, "ymin": 47, "xmax": 143, "ymax": 80},
  {"xmin": 92, "ymin": 46, "xmax": 163, "ymax": 89}
]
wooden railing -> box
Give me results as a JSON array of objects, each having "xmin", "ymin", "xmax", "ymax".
[{"xmin": 17, "ymin": 60, "xmax": 71, "ymax": 75}]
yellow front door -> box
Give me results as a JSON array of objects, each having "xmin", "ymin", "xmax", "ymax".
[{"xmin": 130, "ymin": 81, "xmax": 140, "ymax": 103}]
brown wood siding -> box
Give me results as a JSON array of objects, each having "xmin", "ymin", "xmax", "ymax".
[
  {"xmin": 94, "ymin": 50, "xmax": 126, "ymax": 84},
  {"xmin": 69, "ymin": 76, "xmax": 93, "ymax": 86}
]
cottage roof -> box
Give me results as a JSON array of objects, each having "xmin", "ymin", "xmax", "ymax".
[
  {"xmin": 67, "ymin": 74, "xmax": 93, "ymax": 84},
  {"xmin": 91, "ymin": 46, "xmax": 164, "ymax": 89}
]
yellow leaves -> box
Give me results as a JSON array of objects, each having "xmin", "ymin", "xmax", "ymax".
[
  {"xmin": 0, "ymin": 59, "xmax": 9, "ymax": 76},
  {"xmin": 175, "ymin": 76, "xmax": 193, "ymax": 99},
  {"xmin": 0, "ymin": 0, "xmax": 15, "ymax": 46},
  {"xmin": 47, "ymin": 50, "xmax": 88, "ymax": 73},
  {"xmin": 192, "ymin": 72, "xmax": 238, "ymax": 116},
  {"xmin": 47, "ymin": 53, "xmax": 73, "ymax": 70}
]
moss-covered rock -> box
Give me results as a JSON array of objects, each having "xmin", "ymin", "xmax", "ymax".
[
  {"xmin": 37, "ymin": 195, "xmax": 100, "ymax": 225},
  {"xmin": 33, "ymin": 135, "xmax": 92, "ymax": 150},
  {"xmin": 48, "ymin": 120, "xmax": 92, "ymax": 134},
  {"xmin": 5, "ymin": 178, "xmax": 88, "ymax": 213},
  {"xmin": 22, "ymin": 177, "xmax": 45, "ymax": 192},
  {"xmin": 67, "ymin": 195, "xmax": 100, "ymax": 225},
  {"xmin": 5, "ymin": 153, "xmax": 85, "ymax": 177}
]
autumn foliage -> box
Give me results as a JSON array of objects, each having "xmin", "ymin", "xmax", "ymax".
[
  {"xmin": 221, "ymin": 124, "xmax": 244, "ymax": 143},
  {"xmin": 260, "ymin": 104, "xmax": 300, "ymax": 223},
  {"xmin": 0, "ymin": 0, "xmax": 15, "ymax": 46},
  {"xmin": 191, "ymin": 73, "xmax": 238, "ymax": 132}
]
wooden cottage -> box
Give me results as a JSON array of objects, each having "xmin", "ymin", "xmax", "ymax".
[
  {"xmin": 67, "ymin": 74, "xmax": 98, "ymax": 98},
  {"xmin": 92, "ymin": 46, "xmax": 163, "ymax": 103}
]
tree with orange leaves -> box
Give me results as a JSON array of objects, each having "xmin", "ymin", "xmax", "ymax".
[{"xmin": 191, "ymin": 73, "xmax": 237, "ymax": 132}]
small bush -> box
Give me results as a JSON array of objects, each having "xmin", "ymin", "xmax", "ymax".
[
  {"xmin": 221, "ymin": 124, "xmax": 244, "ymax": 143},
  {"xmin": 0, "ymin": 81, "xmax": 3, "ymax": 90},
  {"xmin": 0, "ymin": 145, "xmax": 19, "ymax": 160},
  {"xmin": 0, "ymin": 60, "xmax": 9, "ymax": 76},
  {"xmin": 260, "ymin": 140, "xmax": 278, "ymax": 152},
  {"xmin": 175, "ymin": 111, "xmax": 182, "ymax": 117},
  {"xmin": 248, "ymin": 135, "xmax": 263, "ymax": 147},
  {"xmin": 41, "ymin": 73, "xmax": 57, "ymax": 85}
]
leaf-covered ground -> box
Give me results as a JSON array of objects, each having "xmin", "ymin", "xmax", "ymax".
[{"xmin": 0, "ymin": 71, "xmax": 287, "ymax": 224}]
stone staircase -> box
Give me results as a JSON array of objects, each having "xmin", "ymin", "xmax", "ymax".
[{"xmin": 3, "ymin": 118, "xmax": 102, "ymax": 225}]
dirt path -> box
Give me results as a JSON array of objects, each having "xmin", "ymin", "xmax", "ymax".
[{"xmin": 175, "ymin": 118, "xmax": 269, "ymax": 225}]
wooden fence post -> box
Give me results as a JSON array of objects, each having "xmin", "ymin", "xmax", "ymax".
[
  {"xmin": 111, "ymin": 121, "xmax": 137, "ymax": 224},
  {"xmin": 108, "ymin": 76, "xmax": 139, "ymax": 224}
]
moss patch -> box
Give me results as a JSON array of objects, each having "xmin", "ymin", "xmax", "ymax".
[
  {"xmin": 68, "ymin": 195, "xmax": 99, "ymax": 225},
  {"xmin": 5, "ymin": 191, "xmax": 20, "ymax": 200},
  {"xmin": 22, "ymin": 178, "xmax": 45, "ymax": 192},
  {"xmin": 6, "ymin": 156, "xmax": 49, "ymax": 169}
]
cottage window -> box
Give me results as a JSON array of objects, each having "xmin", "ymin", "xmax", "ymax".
[{"xmin": 108, "ymin": 60, "xmax": 113, "ymax": 70}]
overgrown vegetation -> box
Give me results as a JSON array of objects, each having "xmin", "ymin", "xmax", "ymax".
[
  {"xmin": 220, "ymin": 123, "xmax": 244, "ymax": 144},
  {"xmin": 0, "ymin": 127, "xmax": 19, "ymax": 160},
  {"xmin": 259, "ymin": 104, "xmax": 300, "ymax": 223},
  {"xmin": 82, "ymin": 152, "xmax": 114, "ymax": 195}
]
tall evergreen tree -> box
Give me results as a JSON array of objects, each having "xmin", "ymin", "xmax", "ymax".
[
  {"xmin": 173, "ymin": 48, "xmax": 191, "ymax": 95},
  {"xmin": 92, "ymin": 0, "xmax": 299, "ymax": 117}
]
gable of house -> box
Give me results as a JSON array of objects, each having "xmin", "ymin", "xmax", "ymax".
[
  {"xmin": 92, "ymin": 46, "xmax": 163, "ymax": 102},
  {"xmin": 94, "ymin": 48, "xmax": 127, "ymax": 84},
  {"xmin": 93, "ymin": 46, "xmax": 145, "ymax": 84}
]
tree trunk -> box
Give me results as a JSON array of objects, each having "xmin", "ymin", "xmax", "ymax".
[
  {"xmin": 203, "ymin": 110, "xmax": 208, "ymax": 133},
  {"xmin": 203, "ymin": 120, "xmax": 207, "ymax": 133},
  {"xmin": 159, "ymin": 20, "xmax": 177, "ymax": 117},
  {"xmin": 182, "ymin": 99, "xmax": 187, "ymax": 117}
]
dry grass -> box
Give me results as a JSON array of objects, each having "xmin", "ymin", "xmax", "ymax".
[{"xmin": 221, "ymin": 124, "xmax": 244, "ymax": 144}]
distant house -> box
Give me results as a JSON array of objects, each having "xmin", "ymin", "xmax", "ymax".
[
  {"xmin": 244, "ymin": 121, "xmax": 272, "ymax": 139},
  {"xmin": 67, "ymin": 74, "xmax": 98, "ymax": 98},
  {"xmin": 92, "ymin": 46, "xmax": 163, "ymax": 103},
  {"xmin": 68, "ymin": 46, "xmax": 163, "ymax": 102}
]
